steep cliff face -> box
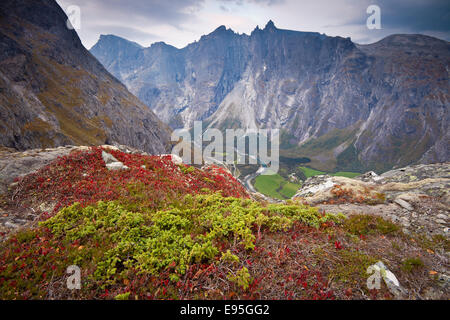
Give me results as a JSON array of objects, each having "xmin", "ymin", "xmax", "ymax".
[
  {"xmin": 91, "ymin": 21, "xmax": 450, "ymax": 172},
  {"xmin": 354, "ymin": 35, "xmax": 450, "ymax": 169},
  {"xmin": 92, "ymin": 25, "xmax": 249, "ymax": 129},
  {"xmin": 0, "ymin": 0, "xmax": 171, "ymax": 154}
]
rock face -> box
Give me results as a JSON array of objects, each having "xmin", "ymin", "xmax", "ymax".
[
  {"xmin": 0, "ymin": 144, "xmax": 145, "ymax": 194},
  {"xmin": 91, "ymin": 21, "xmax": 449, "ymax": 172},
  {"xmin": 0, "ymin": 0, "xmax": 171, "ymax": 155},
  {"xmin": 292, "ymin": 162, "xmax": 450, "ymax": 235}
]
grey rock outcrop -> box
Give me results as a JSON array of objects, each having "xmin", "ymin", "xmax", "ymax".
[
  {"xmin": 292, "ymin": 162, "xmax": 450, "ymax": 236},
  {"xmin": 0, "ymin": 145, "xmax": 80, "ymax": 194},
  {"xmin": 293, "ymin": 163, "xmax": 450, "ymax": 203},
  {"xmin": 101, "ymin": 150, "xmax": 129, "ymax": 171},
  {"xmin": 101, "ymin": 150, "xmax": 120, "ymax": 164},
  {"xmin": 394, "ymin": 198, "xmax": 414, "ymax": 211},
  {"xmin": 356, "ymin": 171, "xmax": 382, "ymax": 183},
  {"xmin": 105, "ymin": 162, "xmax": 129, "ymax": 171},
  {"xmin": 0, "ymin": 144, "xmax": 145, "ymax": 195}
]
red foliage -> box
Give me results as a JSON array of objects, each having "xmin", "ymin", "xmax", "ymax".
[
  {"xmin": 334, "ymin": 241, "xmax": 343, "ymax": 250},
  {"xmin": 13, "ymin": 147, "xmax": 248, "ymax": 217}
]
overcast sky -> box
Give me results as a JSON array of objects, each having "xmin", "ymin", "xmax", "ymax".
[{"xmin": 55, "ymin": 0, "xmax": 450, "ymax": 50}]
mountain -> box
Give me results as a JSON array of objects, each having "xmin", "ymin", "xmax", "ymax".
[
  {"xmin": 91, "ymin": 21, "xmax": 450, "ymax": 172},
  {"xmin": 0, "ymin": 0, "xmax": 171, "ymax": 154}
]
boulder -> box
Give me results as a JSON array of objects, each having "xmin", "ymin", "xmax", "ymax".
[
  {"xmin": 160, "ymin": 154, "xmax": 183, "ymax": 165},
  {"xmin": 357, "ymin": 171, "xmax": 383, "ymax": 183},
  {"xmin": 105, "ymin": 162, "xmax": 129, "ymax": 171},
  {"xmin": 101, "ymin": 150, "xmax": 129, "ymax": 171},
  {"xmin": 101, "ymin": 150, "xmax": 119, "ymax": 164},
  {"xmin": 369, "ymin": 261, "xmax": 407, "ymax": 299},
  {"xmin": 394, "ymin": 198, "xmax": 414, "ymax": 211}
]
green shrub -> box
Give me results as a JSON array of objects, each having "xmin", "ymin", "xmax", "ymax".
[
  {"xmin": 179, "ymin": 164, "xmax": 195, "ymax": 174},
  {"xmin": 401, "ymin": 257, "xmax": 424, "ymax": 273},
  {"xmin": 228, "ymin": 267, "xmax": 252, "ymax": 290},
  {"xmin": 220, "ymin": 250, "xmax": 240, "ymax": 264},
  {"xmin": 332, "ymin": 250, "xmax": 378, "ymax": 282},
  {"xmin": 343, "ymin": 214, "xmax": 400, "ymax": 236},
  {"xmin": 114, "ymin": 292, "xmax": 131, "ymax": 300},
  {"xmin": 40, "ymin": 193, "xmax": 343, "ymax": 285}
]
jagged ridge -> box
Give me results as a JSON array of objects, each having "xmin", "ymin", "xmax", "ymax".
[{"xmin": 91, "ymin": 21, "xmax": 450, "ymax": 172}]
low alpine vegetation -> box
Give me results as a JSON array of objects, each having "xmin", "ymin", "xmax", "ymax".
[
  {"xmin": 0, "ymin": 191, "xmax": 342, "ymax": 299},
  {"xmin": 0, "ymin": 147, "xmax": 446, "ymax": 300},
  {"xmin": 8, "ymin": 146, "xmax": 248, "ymax": 215}
]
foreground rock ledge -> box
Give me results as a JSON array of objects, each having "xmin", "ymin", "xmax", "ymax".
[{"xmin": 292, "ymin": 163, "xmax": 449, "ymax": 236}]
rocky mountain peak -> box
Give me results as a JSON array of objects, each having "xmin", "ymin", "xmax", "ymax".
[
  {"xmin": 200, "ymin": 24, "xmax": 237, "ymax": 42},
  {"xmin": 96, "ymin": 34, "xmax": 143, "ymax": 49},
  {"xmin": 149, "ymin": 41, "xmax": 174, "ymax": 49},
  {"xmin": 264, "ymin": 19, "xmax": 276, "ymax": 31},
  {"xmin": 213, "ymin": 25, "xmax": 227, "ymax": 33},
  {"xmin": 251, "ymin": 20, "xmax": 278, "ymax": 35}
]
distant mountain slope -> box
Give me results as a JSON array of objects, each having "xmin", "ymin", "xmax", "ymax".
[
  {"xmin": 0, "ymin": 0, "xmax": 171, "ymax": 154},
  {"xmin": 91, "ymin": 21, "xmax": 449, "ymax": 172}
]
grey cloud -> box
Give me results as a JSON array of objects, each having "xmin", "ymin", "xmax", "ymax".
[
  {"xmin": 347, "ymin": 0, "xmax": 450, "ymax": 36},
  {"xmin": 56, "ymin": 0, "xmax": 449, "ymax": 50},
  {"xmin": 56, "ymin": 0, "xmax": 207, "ymax": 48},
  {"xmin": 379, "ymin": 0, "xmax": 449, "ymax": 33},
  {"xmin": 60, "ymin": 0, "xmax": 205, "ymax": 28},
  {"xmin": 219, "ymin": 0, "xmax": 285, "ymax": 6}
]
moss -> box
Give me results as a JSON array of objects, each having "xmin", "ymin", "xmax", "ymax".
[
  {"xmin": 343, "ymin": 214, "xmax": 400, "ymax": 236},
  {"xmin": 332, "ymin": 250, "xmax": 378, "ymax": 283},
  {"xmin": 414, "ymin": 233, "xmax": 450, "ymax": 252},
  {"xmin": 15, "ymin": 229, "xmax": 37, "ymax": 244},
  {"xmin": 374, "ymin": 193, "xmax": 386, "ymax": 203},
  {"xmin": 114, "ymin": 292, "xmax": 131, "ymax": 300},
  {"xmin": 220, "ymin": 250, "xmax": 240, "ymax": 265},
  {"xmin": 401, "ymin": 257, "xmax": 424, "ymax": 273},
  {"xmin": 391, "ymin": 241, "xmax": 401, "ymax": 251}
]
